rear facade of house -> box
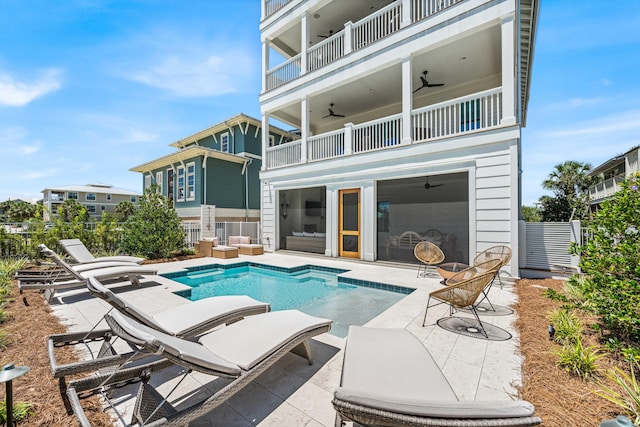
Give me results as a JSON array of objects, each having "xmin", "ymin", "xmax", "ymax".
[{"xmin": 258, "ymin": 0, "xmax": 539, "ymax": 277}]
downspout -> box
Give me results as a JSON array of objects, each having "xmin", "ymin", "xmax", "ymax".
[{"xmin": 243, "ymin": 158, "xmax": 252, "ymax": 221}]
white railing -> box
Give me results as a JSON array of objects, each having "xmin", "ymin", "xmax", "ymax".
[
  {"xmin": 588, "ymin": 175, "xmax": 625, "ymax": 201},
  {"xmin": 181, "ymin": 221, "xmax": 261, "ymax": 248},
  {"xmin": 411, "ymin": 0, "xmax": 464, "ymax": 22},
  {"xmin": 308, "ymin": 129, "xmax": 345, "ymax": 162},
  {"xmin": 266, "ymin": 54, "xmax": 301, "ymax": 90},
  {"xmin": 352, "ymin": 2, "xmax": 402, "ymax": 51},
  {"xmin": 264, "ymin": 0, "xmax": 291, "ymax": 18},
  {"xmin": 266, "ymin": 140, "xmax": 302, "ymax": 169},
  {"xmin": 307, "ymin": 32, "xmax": 345, "ymax": 72},
  {"xmin": 353, "ymin": 114, "xmax": 403, "ymax": 153},
  {"xmin": 412, "ymin": 88, "xmax": 502, "ymax": 141}
]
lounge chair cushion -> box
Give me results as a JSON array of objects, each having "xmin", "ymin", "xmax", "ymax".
[
  {"xmin": 199, "ymin": 310, "xmax": 332, "ymax": 371},
  {"xmin": 335, "ymin": 326, "xmax": 536, "ymax": 419},
  {"xmin": 60, "ymin": 238, "xmax": 144, "ymax": 264},
  {"xmin": 110, "ymin": 311, "xmax": 241, "ymax": 376}
]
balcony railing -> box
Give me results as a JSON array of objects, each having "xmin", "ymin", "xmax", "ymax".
[
  {"xmin": 589, "ymin": 175, "xmax": 625, "ymax": 201},
  {"xmin": 266, "ymin": 139, "xmax": 303, "ymax": 168},
  {"xmin": 352, "ymin": 2, "xmax": 401, "ymax": 51},
  {"xmin": 412, "ymin": 88, "xmax": 502, "ymax": 141},
  {"xmin": 265, "ymin": 0, "xmax": 464, "ymax": 90},
  {"xmin": 266, "ymin": 54, "xmax": 301, "ymax": 90},
  {"xmin": 265, "ymin": 0, "xmax": 291, "ymax": 18},
  {"xmin": 266, "ymin": 88, "xmax": 502, "ymax": 169},
  {"xmin": 308, "ymin": 32, "xmax": 345, "ymax": 72}
]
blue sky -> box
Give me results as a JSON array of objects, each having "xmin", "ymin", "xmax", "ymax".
[{"xmin": 1, "ymin": 1, "xmax": 639, "ymax": 206}]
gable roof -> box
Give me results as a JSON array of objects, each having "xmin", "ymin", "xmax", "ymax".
[
  {"xmin": 129, "ymin": 145, "xmax": 249, "ymax": 173},
  {"xmin": 168, "ymin": 113, "xmax": 296, "ymax": 148}
]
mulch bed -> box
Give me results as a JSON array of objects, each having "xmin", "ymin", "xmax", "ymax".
[
  {"xmin": 515, "ymin": 278, "xmax": 621, "ymax": 426},
  {"xmin": 0, "ymin": 272, "xmax": 628, "ymax": 426}
]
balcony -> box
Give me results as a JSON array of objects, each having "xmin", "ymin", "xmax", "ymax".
[
  {"xmin": 589, "ymin": 175, "xmax": 625, "ymax": 203},
  {"xmin": 266, "ymin": 88, "xmax": 502, "ymax": 169},
  {"xmin": 265, "ymin": 0, "xmax": 464, "ymax": 91}
]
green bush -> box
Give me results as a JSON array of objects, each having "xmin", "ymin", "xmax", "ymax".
[
  {"xmin": 119, "ymin": 185, "xmax": 185, "ymax": 259},
  {"xmin": 594, "ymin": 360, "xmax": 640, "ymax": 424},
  {"xmin": 572, "ymin": 173, "xmax": 640, "ymax": 342},
  {"xmin": 554, "ymin": 337, "xmax": 602, "ymax": 379},
  {"xmin": 549, "ymin": 308, "xmax": 583, "ymax": 344},
  {"xmin": 0, "ymin": 400, "xmax": 34, "ymax": 424}
]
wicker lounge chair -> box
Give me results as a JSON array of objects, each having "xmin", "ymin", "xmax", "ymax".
[
  {"xmin": 66, "ymin": 309, "xmax": 332, "ymax": 427},
  {"xmin": 414, "ymin": 241, "xmax": 445, "ymax": 277},
  {"xmin": 333, "ymin": 326, "xmax": 541, "ymax": 426},
  {"xmin": 444, "ymin": 258, "xmax": 502, "ymax": 312},
  {"xmin": 48, "ymin": 276, "xmax": 271, "ymax": 380},
  {"xmin": 422, "ymin": 271, "xmax": 496, "ymax": 337},
  {"xmin": 59, "ymin": 238, "xmax": 145, "ymax": 265},
  {"xmin": 18, "ymin": 244, "xmax": 157, "ymax": 301}
]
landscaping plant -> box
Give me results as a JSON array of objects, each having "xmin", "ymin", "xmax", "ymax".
[
  {"xmin": 119, "ymin": 185, "xmax": 185, "ymax": 259},
  {"xmin": 594, "ymin": 360, "xmax": 640, "ymax": 424},
  {"xmin": 571, "ymin": 173, "xmax": 640, "ymax": 342}
]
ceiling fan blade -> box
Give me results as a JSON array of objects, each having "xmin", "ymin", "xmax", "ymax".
[
  {"xmin": 430, "ymin": 183, "xmax": 444, "ymax": 187},
  {"xmin": 334, "ymin": 113, "xmax": 345, "ymax": 118},
  {"xmin": 322, "ymin": 113, "xmax": 331, "ymax": 119},
  {"xmin": 427, "ymin": 83, "xmax": 444, "ymax": 87},
  {"xmin": 413, "ymin": 86, "xmax": 423, "ymax": 94}
]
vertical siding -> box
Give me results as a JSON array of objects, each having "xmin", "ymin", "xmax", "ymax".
[{"xmin": 523, "ymin": 222, "xmax": 573, "ymax": 269}]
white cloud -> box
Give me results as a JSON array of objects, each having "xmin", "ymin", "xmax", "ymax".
[
  {"xmin": 0, "ymin": 126, "xmax": 41, "ymax": 155},
  {"xmin": 0, "ymin": 68, "xmax": 62, "ymax": 106},
  {"xmin": 548, "ymin": 97, "xmax": 607, "ymax": 110},
  {"xmin": 540, "ymin": 110, "xmax": 640, "ymax": 139}
]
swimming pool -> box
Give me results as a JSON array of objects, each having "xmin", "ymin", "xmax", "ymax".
[{"xmin": 164, "ymin": 262, "xmax": 413, "ymax": 338}]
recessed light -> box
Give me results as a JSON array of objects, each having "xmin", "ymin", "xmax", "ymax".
[{"xmin": 313, "ymin": 13, "xmax": 320, "ymax": 19}]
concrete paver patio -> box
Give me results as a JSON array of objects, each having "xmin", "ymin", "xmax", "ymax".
[{"xmin": 49, "ymin": 252, "xmax": 523, "ymax": 426}]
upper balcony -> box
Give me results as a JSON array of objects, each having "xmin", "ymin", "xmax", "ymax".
[
  {"xmin": 588, "ymin": 175, "xmax": 625, "ymax": 204},
  {"xmin": 263, "ymin": 0, "xmax": 465, "ymax": 92}
]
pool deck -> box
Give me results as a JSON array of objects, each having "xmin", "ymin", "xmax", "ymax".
[{"xmin": 49, "ymin": 252, "xmax": 523, "ymax": 426}]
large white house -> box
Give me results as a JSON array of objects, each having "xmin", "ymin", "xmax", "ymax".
[{"xmin": 258, "ymin": 0, "xmax": 538, "ymax": 277}]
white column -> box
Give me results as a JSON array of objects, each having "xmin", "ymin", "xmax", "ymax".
[
  {"xmin": 300, "ymin": 97, "xmax": 308, "ymax": 163},
  {"xmin": 344, "ymin": 21, "xmax": 353, "ymax": 55},
  {"xmin": 260, "ymin": 0, "xmax": 265, "ymax": 20},
  {"xmin": 401, "ymin": 0, "xmax": 411, "ymax": 28},
  {"xmin": 344, "ymin": 123, "xmax": 353, "ymax": 155},
  {"xmin": 261, "ymin": 39, "xmax": 269, "ymax": 93},
  {"xmin": 401, "ymin": 56, "xmax": 413, "ymax": 144},
  {"xmin": 301, "ymin": 13, "xmax": 309, "ymax": 75},
  {"xmin": 500, "ymin": 13, "xmax": 516, "ymax": 126},
  {"xmin": 261, "ymin": 113, "xmax": 269, "ymax": 171}
]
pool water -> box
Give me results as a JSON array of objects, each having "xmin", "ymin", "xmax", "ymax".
[{"xmin": 168, "ymin": 264, "xmax": 410, "ymax": 338}]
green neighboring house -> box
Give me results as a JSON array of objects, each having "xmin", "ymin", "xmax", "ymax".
[{"xmin": 130, "ymin": 114, "xmax": 296, "ymax": 222}]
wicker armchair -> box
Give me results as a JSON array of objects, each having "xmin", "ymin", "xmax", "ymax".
[
  {"xmin": 422, "ymin": 271, "xmax": 496, "ymax": 338},
  {"xmin": 473, "ymin": 245, "xmax": 512, "ymax": 286},
  {"xmin": 445, "ymin": 259, "xmax": 502, "ymax": 312},
  {"xmin": 414, "ymin": 241, "xmax": 445, "ymax": 277}
]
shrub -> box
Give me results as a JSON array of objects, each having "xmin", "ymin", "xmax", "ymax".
[
  {"xmin": 554, "ymin": 337, "xmax": 602, "ymax": 379},
  {"xmin": 594, "ymin": 360, "xmax": 640, "ymax": 424},
  {"xmin": 571, "ymin": 173, "xmax": 640, "ymax": 342},
  {"xmin": 119, "ymin": 185, "xmax": 185, "ymax": 259},
  {"xmin": 549, "ymin": 308, "xmax": 583, "ymax": 344},
  {"xmin": 0, "ymin": 400, "xmax": 34, "ymax": 424}
]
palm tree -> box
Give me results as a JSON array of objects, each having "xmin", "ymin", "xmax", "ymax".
[{"xmin": 540, "ymin": 160, "xmax": 593, "ymax": 221}]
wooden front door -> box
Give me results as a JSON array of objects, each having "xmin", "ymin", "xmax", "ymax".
[{"xmin": 339, "ymin": 189, "xmax": 360, "ymax": 258}]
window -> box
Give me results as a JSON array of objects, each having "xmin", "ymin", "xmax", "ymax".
[
  {"xmin": 221, "ymin": 132, "xmax": 230, "ymax": 153},
  {"xmin": 101, "ymin": 205, "xmax": 106, "ymax": 211},
  {"xmin": 106, "ymin": 194, "xmax": 111, "ymax": 201},
  {"xmin": 68, "ymin": 192, "xmax": 78, "ymax": 200},
  {"xmin": 86, "ymin": 205, "xmax": 96, "ymax": 213},
  {"xmin": 144, "ymin": 174, "xmax": 152, "ymax": 189},
  {"xmin": 177, "ymin": 166, "xmax": 185, "ymax": 201},
  {"xmin": 186, "ymin": 162, "xmax": 195, "ymax": 201},
  {"xmin": 269, "ymin": 134, "xmax": 275, "ymax": 147},
  {"xmin": 130, "ymin": 195, "xmax": 137, "ymax": 203},
  {"xmin": 86, "ymin": 193, "xmax": 96, "ymax": 201},
  {"xmin": 155, "ymin": 171, "xmax": 163, "ymax": 194}
]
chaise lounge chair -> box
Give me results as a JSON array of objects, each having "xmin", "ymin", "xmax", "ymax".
[
  {"xmin": 48, "ymin": 276, "xmax": 271, "ymax": 380},
  {"xmin": 59, "ymin": 238, "xmax": 145, "ymax": 265},
  {"xmin": 66, "ymin": 309, "xmax": 332, "ymax": 426},
  {"xmin": 333, "ymin": 326, "xmax": 541, "ymax": 426},
  {"xmin": 18, "ymin": 244, "xmax": 157, "ymax": 301}
]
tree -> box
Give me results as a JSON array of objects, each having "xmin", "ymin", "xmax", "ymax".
[
  {"xmin": 540, "ymin": 160, "xmax": 594, "ymax": 222},
  {"xmin": 114, "ymin": 200, "xmax": 136, "ymax": 222},
  {"xmin": 571, "ymin": 173, "xmax": 640, "ymax": 342},
  {"xmin": 0, "ymin": 200, "xmax": 37, "ymax": 222},
  {"xmin": 521, "ymin": 205, "xmax": 542, "ymax": 222},
  {"xmin": 58, "ymin": 199, "xmax": 90, "ymax": 222},
  {"xmin": 119, "ymin": 185, "xmax": 185, "ymax": 259}
]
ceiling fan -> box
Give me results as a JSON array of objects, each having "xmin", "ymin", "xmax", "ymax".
[
  {"xmin": 322, "ymin": 103, "xmax": 345, "ymax": 119},
  {"xmin": 413, "ymin": 71, "xmax": 444, "ymax": 93},
  {"xmin": 424, "ymin": 177, "xmax": 444, "ymax": 190},
  {"xmin": 317, "ymin": 30, "xmax": 334, "ymax": 38}
]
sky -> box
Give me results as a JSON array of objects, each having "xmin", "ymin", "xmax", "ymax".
[{"xmin": 1, "ymin": 1, "xmax": 639, "ymax": 206}]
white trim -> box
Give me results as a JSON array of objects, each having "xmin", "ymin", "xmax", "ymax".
[
  {"xmin": 155, "ymin": 171, "xmax": 163, "ymax": 194},
  {"xmin": 176, "ymin": 165, "xmax": 186, "ymax": 202},
  {"xmin": 186, "ymin": 162, "xmax": 196, "ymax": 201},
  {"xmin": 85, "ymin": 193, "xmax": 96, "ymax": 201},
  {"xmin": 144, "ymin": 174, "xmax": 152, "ymax": 189},
  {"xmin": 221, "ymin": 132, "xmax": 230, "ymax": 153}
]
